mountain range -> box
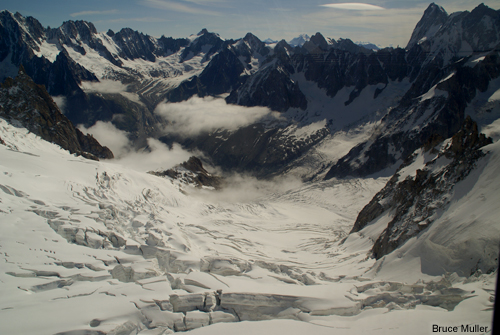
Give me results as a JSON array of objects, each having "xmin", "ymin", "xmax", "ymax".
[
  {"xmin": 2, "ymin": 3, "xmax": 499, "ymax": 179},
  {"xmin": 0, "ymin": 2, "xmax": 499, "ymax": 334}
]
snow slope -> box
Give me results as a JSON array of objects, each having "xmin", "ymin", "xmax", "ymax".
[{"xmin": 0, "ymin": 117, "xmax": 495, "ymax": 334}]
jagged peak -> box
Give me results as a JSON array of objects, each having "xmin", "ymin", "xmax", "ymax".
[
  {"xmin": 309, "ymin": 32, "xmax": 328, "ymax": 49},
  {"xmin": 243, "ymin": 32, "xmax": 261, "ymax": 43},
  {"xmin": 288, "ymin": 33, "xmax": 310, "ymax": 47},
  {"xmin": 275, "ymin": 39, "xmax": 291, "ymax": 49},
  {"xmin": 198, "ymin": 28, "xmax": 209, "ymax": 35},
  {"xmin": 470, "ymin": 2, "xmax": 498, "ymax": 18},
  {"xmin": 406, "ymin": 2, "xmax": 449, "ymax": 50},
  {"xmin": 0, "ymin": 9, "xmax": 14, "ymax": 17},
  {"xmin": 58, "ymin": 19, "xmax": 98, "ymax": 38},
  {"xmin": 425, "ymin": 2, "xmax": 448, "ymax": 15}
]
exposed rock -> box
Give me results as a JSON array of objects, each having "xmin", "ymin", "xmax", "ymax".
[
  {"xmin": 226, "ymin": 60, "xmax": 307, "ymax": 112},
  {"xmin": 349, "ymin": 116, "xmax": 492, "ymax": 261},
  {"xmin": 150, "ymin": 156, "xmax": 224, "ymax": 189},
  {"xmin": 406, "ymin": 3, "xmax": 449, "ymax": 50},
  {"xmin": 162, "ymin": 121, "xmax": 329, "ymax": 177},
  {"xmin": 0, "ymin": 66, "xmax": 113, "ymax": 160},
  {"xmin": 325, "ymin": 42, "xmax": 500, "ymax": 179}
]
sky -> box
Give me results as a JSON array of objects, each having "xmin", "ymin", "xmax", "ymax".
[{"xmin": 1, "ymin": 0, "xmax": 499, "ymax": 47}]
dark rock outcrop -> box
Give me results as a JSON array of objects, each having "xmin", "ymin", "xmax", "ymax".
[
  {"xmin": 0, "ymin": 66, "xmax": 113, "ymax": 160},
  {"xmin": 349, "ymin": 116, "xmax": 492, "ymax": 260},
  {"xmin": 150, "ymin": 156, "xmax": 224, "ymax": 189}
]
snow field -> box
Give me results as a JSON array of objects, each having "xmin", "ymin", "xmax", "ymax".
[{"xmin": 0, "ymin": 116, "xmax": 496, "ymax": 334}]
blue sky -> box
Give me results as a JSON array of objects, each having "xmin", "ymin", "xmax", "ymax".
[{"xmin": 2, "ymin": 1, "xmax": 499, "ymax": 47}]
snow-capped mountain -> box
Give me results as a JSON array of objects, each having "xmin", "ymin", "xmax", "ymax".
[
  {"xmin": 356, "ymin": 41, "xmax": 381, "ymax": 51},
  {"xmin": 288, "ymin": 33, "xmax": 310, "ymax": 47},
  {"xmin": 325, "ymin": 3, "xmax": 500, "ymax": 179},
  {"xmin": 1, "ymin": 2, "xmax": 499, "ymax": 334},
  {"xmin": 263, "ymin": 38, "xmax": 278, "ymax": 45},
  {"xmin": 2, "ymin": 3, "xmax": 499, "ymax": 179}
]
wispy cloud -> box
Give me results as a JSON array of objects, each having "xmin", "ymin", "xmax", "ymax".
[
  {"xmin": 186, "ymin": 0, "xmax": 229, "ymax": 5},
  {"xmin": 105, "ymin": 17, "xmax": 167, "ymax": 23},
  {"xmin": 141, "ymin": 0, "xmax": 221, "ymax": 16},
  {"xmin": 70, "ymin": 10, "xmax": 119, "ymax": 17},
  {"xmin": 320, "ymin": 3, "xmax": 385, "ymax": 11}
]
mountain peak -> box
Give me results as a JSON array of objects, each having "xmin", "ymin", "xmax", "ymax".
[
  {"xmin": 243, "ymin": 32, "xmax": 260, "ymax": 42},
  {"xmin": 427, "ymin": 2, "xmax": 447, "ymax": 14},
  {"xmin": 198, "ymin": 28, "xmax": 209, "ymax": 36},
  {"xmin": 288, "ymin": 34, "xmax": 310, "ymax": 47},
  {"xmin": 406, "ymin": 2, "xmax": 448, "ymax": 49},
  {"xmin": 470, "ymin": 2, "xmax": 498, "ymax": 18}
]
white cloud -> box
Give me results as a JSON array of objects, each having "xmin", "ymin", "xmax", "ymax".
[
  {"xmin": 70, "ymin": 10, "xmax": 119, "ymax": 17},
  {"xmin": 191, "ymin": 172, "xmax": 303, "ymax": 203},
  {"xmin": 51, "ymin": 96, "xmax": 66, "ymax": 114},
  {"xmin": 78, "ymin": 121, "xmax": 132, "ymax": 158},
  {"xmin": 320, "ymin": 3, "xmax": 385, "ymax": 11},
  {"xmin": 78, "ymin": 121, "xmax": 193, "ymax": 172},
  {"xmin": 155, "ymin": 96, "xmax": 281, "ymax": 137},
  {"xmin": 113, "ymin": 138, "xmax": 193, "ymax": 172}
]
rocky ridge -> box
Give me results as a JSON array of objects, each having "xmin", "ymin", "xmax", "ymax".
[
  {"xmin": 0, "ymin": 66, "xmax": 113, "ymax": 160},
  {"xmin": 349, "ymin": 116, "xmax": 493, "ymax": 270}
]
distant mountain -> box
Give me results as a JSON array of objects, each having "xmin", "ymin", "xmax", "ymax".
[
  {"xmin": 356, "ymin": 41, "xmax": 380, "ymax": 51},
  {"xmin": 288, "ymin": 33, "xmax": 310, "ymax": 47},
  {"xmin": 263, "ymin": 38, "xmax": 277, "ymax": 44}
]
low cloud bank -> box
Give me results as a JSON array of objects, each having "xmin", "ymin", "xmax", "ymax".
[
  {"xmin": 78, "ymin": 121, "xmax": 192, "ymax": 172},
  {"xmin": 79, "ymin": 121, "xmax": 303, "ymax": 202},
  {"xmin": 191, "ymin": 171, "xmax": 303, "ymax": 203},
  {"xmin": 155, "ymin": 96, "xmax": 281, "ymax": 137}
]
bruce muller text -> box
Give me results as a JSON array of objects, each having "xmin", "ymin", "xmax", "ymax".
[{"xmin": 432, "ymin": 324, "xmax": 489, "ymax": 333}]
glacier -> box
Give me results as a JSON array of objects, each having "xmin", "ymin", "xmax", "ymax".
[{"xmin": 0, "ymin": 114, "xmax": 496, "ymax": 333}]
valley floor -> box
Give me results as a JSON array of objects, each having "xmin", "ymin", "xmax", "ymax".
[{"xmin": 0, "ymin": 118, "xmax": 495, "ymax": 334}]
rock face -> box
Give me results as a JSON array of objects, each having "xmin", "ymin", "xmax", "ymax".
[
  {"xmin": 150, "ymin": 156, "xmax": 224, "ymax": 189},
  {"xmin": 350, "ymin": 116, "xmax": 492, "ymax": 261},
  {"xmin": 0, "ymin": 66, "xmax": 113, "ymax": 160},
  {"xmin": 162, "ymin": 122, "xmax": 330, "ymax": 177},
  {"xmin": 324, "ymin": 4, "xmax": 500, "ymax": 179},
  {"xmin": 406, "ymin": 3, "xmax": 449, "ymax": 50}
]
